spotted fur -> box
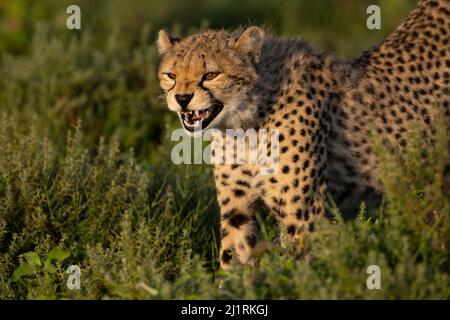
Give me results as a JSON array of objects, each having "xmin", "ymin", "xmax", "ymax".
[{"xmin": 158, "ymin": 0, "xmax": 450, "ymax": 269}]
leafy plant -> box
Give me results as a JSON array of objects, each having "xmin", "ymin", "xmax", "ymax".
[{"xmin": 10, "ymin": 248, "xmax": 70, "ymax": 283}]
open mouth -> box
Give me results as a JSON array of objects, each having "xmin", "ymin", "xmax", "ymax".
[{"xmin": 179, "ymin": 103, "xmax": 223, "ymax": 132}]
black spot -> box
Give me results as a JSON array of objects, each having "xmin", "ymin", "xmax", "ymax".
[
  {"xmin": 272, "ymin": 197, "xmax": 286, "ymax": 207},
  {"xmin": 303, "ymin": 159, "xmax": 310, "ymax": 170},
  {"xmin": 221, "ymin": 249, "xmax": 232, "ymax": 264},
  {"xmin": 287, "ymin": 225, "xmax": 296, "ymax": 236},
  {"xmin": 302, "ymin": 184, "xmax": 310, "ymax": 194},
  {"xmin": 304, "ymin": 210, "xmax": 310, "ymax": 221},
  {"xmin": 305, "ymin": 106, "xmax": 312, "ymax": 115},
  {"xmin": 223, "ymin": 210, "xmax": 250, "ymax": 228},
  {"xmin": 233, "ymin": 189, "xmax": 246, "ymax": 197},
  {"xmin": 236, "ymin": 180, "xmax": 251, "ymax": 188}
]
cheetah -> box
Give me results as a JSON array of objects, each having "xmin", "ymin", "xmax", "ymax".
[{"xmin": 157, "ymin": 0, "xmax": 450, "ymax": 269}]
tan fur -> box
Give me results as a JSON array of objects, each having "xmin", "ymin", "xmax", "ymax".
[{"xmin": 158, "ymin": 0, "xmax": 450, "ymax": 269}]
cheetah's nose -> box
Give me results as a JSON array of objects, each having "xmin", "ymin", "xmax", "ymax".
[{"xmin": 175, "ymin": 94, "xmax": 194, "ymax": 110}]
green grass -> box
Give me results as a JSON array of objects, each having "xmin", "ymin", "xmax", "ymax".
[
  {"xmin": 0, "ymin": 0, "xmax": 449, "ymax": 299},
  {"xmin": 0, "ymin": 114, "xmax": 448, "ymax": 299}
]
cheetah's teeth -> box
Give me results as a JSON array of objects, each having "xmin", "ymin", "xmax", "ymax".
[{"xmin": 179, "ymin": 102, "xmax": 224, "ymax": 132}]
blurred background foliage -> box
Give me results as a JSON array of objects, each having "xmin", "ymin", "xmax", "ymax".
[{"xmin": 1, "ymin": 0, "xmax": 416, "ymax": 57}]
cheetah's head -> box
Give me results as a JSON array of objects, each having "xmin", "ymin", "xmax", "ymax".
[{"xmin": 157, "ymin": 27, "xmax": 265, "ymax": 134}]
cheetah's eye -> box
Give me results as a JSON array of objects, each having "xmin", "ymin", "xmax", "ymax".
[
  {"xmin": 203, "ymin": 72, "xmax": 220, "ymax": 81},
  {"xmin": 165, "ymin": 73, "xmax": 176, "ymax": 80}
]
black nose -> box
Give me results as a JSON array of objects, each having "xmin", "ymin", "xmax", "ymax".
[{"xmin": 175, "ymin": 94, "xmax": 193, "ymax": 110}]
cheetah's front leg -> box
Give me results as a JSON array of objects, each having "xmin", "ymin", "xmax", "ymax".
[{"xmin": 214, "ymin": 165, "xmax": 259, "ymax": 270}]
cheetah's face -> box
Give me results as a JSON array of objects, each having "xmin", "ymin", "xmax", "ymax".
[{"xmin": 157, "ymin": 27, "xmax": 265, "ymax": 134}]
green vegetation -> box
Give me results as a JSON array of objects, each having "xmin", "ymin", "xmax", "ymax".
[{"xmin": 1, "ymin": 0, "xmax": 449, "ymax": 299}]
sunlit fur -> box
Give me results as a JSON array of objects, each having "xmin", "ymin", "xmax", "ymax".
[
  {"xmin": 156, "ymin": 0, "xmax": 450, "ymax": 270},
  {"xmin": 158, "ymin": 28, "xmax": 264, "ymax": 132}
]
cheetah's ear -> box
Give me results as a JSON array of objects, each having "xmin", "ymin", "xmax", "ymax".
[
  {"xmin": 157, "ymin": 29, "xmax": 179, "ymax": 55},
  {"xmin": 233, "ymin": 26, "xmax": 265, "ymax": 64}
]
